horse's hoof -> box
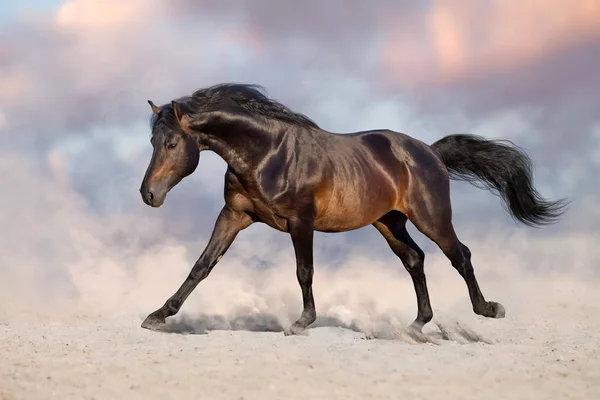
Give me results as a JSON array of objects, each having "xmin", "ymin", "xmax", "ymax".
[
  {"xmin": 408, "ymin": 321, "xmax": 424, "ymax": 333},
  {"xmin": 403, "ymin": 323, "xmax": 430, "ymax": 343},
  {"xmin": 489, "ymin": 301, "xmax": 506, "ymax": 319},
  {"xmin": 283, "ymin": 323, "xmax": 308, "ymax": 336},
  {"xmin": 141, "ymin": 313, "xmax": 166, "ymax": 331}
]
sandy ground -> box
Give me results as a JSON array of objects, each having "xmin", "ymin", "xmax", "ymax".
[
  {"xmin": 1, "ymin": 229, "xmax": 599, "ymax": 400},
  {"xmin": 2, "ymin": 283, "xmax": 599, "ymax": 400}
]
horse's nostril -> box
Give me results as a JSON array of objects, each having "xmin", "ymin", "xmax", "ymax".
[{"xmin": 148, "ymin": 191, "xmax": 154, "ymax": 201}]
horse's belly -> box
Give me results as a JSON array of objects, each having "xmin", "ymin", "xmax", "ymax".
[
  {"xmin": 313, "ymin": 213, "xmax": 375, "ymax": 232},
  {"xmin": 313, "ymin": 187, "xmax": 394, "ymax": 232}
]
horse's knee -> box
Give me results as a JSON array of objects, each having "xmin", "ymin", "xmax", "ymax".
[
  {"xmin": 439, "ymin": 240, "xmax": 473, "ymax": 275},
  {"xmin": 403, "ymin": 249, "xmax": 425, "ymax": 273},
  {"xmin": 460, "ymin": 243, "xmax": 472, "ymax": 259},
  {"xmin": 451, "ymin": 255, "xmax": 474, "ymax": 278}
]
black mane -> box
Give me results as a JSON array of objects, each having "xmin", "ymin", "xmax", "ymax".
[{"xmin": 151, "ymin": 83, "xmax": 319, "ymax": 130}]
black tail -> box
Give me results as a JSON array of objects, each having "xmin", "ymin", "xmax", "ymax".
[{"xmin": 431, "ymin": 134, "xmax": 568, "ymax": 227}]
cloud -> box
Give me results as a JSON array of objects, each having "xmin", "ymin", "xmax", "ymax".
[
  {"xmin": 55, "ymin": 0, "xmax": 151, "ymax": 30},
  {"xmin": 171, "ymin": 0, "xmax": 409, "ymax": 42},
  {"xmin": 381, "ymin": 0, "xmax": 600, "ymax": 86},
  {"xmin": 0, "ymin": 0, "xmax": 269, "ymax": 138},
  {"xmin": 2, "ymin": 0, "xmax": 598, "ymax": 160}
]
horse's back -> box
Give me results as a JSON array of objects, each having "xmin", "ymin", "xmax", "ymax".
[
  {"xmin": 311, "ymin": 129, "xmax": 440, "ymax": 230},
  {"xmin": 333, "ymin": 129, "xmax": 448, "ymax": 212}
]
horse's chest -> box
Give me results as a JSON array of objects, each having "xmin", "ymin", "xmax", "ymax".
[
  {"xmin": 250, "ymin": 198, "xmax": 289, "ymax": 232},
  {"xmin": 236, "ymin": 183, "xmax": 291, "ymax": 231},
  {"xmin": 225, "ymin": 168, "xmax": 304, "ymax": 232}
]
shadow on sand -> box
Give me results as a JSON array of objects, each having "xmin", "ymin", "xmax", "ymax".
[
  {"xmin": 156, "ymin": 312, "xmax": 492, "ymax": 345},
  {"xmin": 160, "ymin": 313, "xmax": 364, "ymax": 335}
]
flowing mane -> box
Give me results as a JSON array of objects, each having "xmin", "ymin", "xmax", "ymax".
[{"xmin": 150, "ymin": 83, "xmax": 320, "ymax": 131}]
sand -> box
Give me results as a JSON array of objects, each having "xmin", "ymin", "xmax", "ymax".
[{"xmin": 1, "ymin": 274, "xmax": 599, "ymax": 400}]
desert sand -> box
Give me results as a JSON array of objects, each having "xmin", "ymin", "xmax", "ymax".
[{"xmin": 1, "ymin": 254, "xmax": 599, "ymax": 400}]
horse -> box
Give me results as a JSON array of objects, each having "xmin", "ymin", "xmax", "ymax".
[{"xmin": 139, "ymin": 83, "xmax": 567, "ymax": 336}]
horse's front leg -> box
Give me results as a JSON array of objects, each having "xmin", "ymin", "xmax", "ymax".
[
  {"xmin": 141, "ymin": 207, "xmax": 253, "ymax": 330},
  {"xmin": 284, "ymin": 217, "xmax": 317, "ymax": 336}
]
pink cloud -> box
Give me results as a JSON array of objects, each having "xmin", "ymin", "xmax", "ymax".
[
  {"xmin": 380, "ymin": 0, "xmax": 600, "ymax": 86},
  {"xmin": 55, "ymin": 0, "xmax": 154, "ymax": 30}
]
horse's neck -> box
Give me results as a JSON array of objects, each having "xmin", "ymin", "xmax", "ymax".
[
  {"xmin": 205, "ymin": 123, "xmax": 274, "ymax": 175},
  {"xmin": 204, "ymin": 116, "xmax": 315, "ymax": 175},
  {"xmin": 205, "ymin": 135, "xmax": 251, "ymax": 174}
]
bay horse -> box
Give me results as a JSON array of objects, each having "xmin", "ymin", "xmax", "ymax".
[{"xmin": 139, "ymin": 83, "xmax": 567, "ymax": 335}]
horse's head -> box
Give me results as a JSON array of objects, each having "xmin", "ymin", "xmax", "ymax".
[{"xmin": 140, "ymin": 100, "xmax": 200, "ymax": 207}]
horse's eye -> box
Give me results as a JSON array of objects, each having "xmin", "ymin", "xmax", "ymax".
[{"xmin": 166, "ymin": 142, "xmax": 177, "ymax": 150}]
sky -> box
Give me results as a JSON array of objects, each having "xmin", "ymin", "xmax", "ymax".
[{"xmin": 0, "ymin": 0, "xmax": 599, "ymax": 324}]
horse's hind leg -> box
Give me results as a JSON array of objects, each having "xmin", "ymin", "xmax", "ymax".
[
  {"xmin": 405, "ymin": 178, "xmax": 506, "ymax": 319},
  {"xmin": 373, "ymin": 211, "xmax": 433, "ymax": 332}
]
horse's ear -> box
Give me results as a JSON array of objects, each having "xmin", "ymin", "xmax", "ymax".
[
  {"xmin": 148, "ymin": 100, "xmax": 161, "ymax": 115},
  {"xmin": 172, "ymin": 101, "xmax": 183, "ymax": 123}
]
